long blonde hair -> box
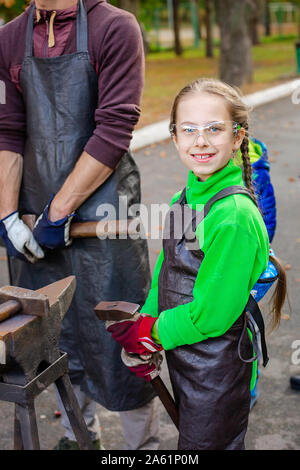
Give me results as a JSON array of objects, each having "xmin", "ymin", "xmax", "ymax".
[{"xmin": 169, "ymin": 78, "xmax": 287, "ymax": 331}]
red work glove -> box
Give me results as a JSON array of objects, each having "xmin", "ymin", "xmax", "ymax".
[
  {"xmin": 106, "ymin": 314, "xmax": 163, "ymax": 356},
  {"xmin": 121, "ymin": 349, "xmax": 163, "ymax": 382}
]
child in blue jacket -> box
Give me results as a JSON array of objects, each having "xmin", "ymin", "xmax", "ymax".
[
  {"xmin": 237, "ymin": 137, "xmax": 276, "ymax": 243},
  {"xmin": 238, "ymin": 137, "xmax": 277, "ymax": 407}
]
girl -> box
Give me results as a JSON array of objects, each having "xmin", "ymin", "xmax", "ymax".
[{"xmin": 107, "ymin": 78, "xmax": 287, "ymax": 450}]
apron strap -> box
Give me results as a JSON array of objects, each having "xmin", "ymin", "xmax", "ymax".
[
  {"xmin": 237, "ymin": 312, "xmax": 259, "ymax": 364},
  {"xmin": 245, "ymin": 294, "xmax": 269, "ymax": 367},
  {"xmin": 178, "ymin": 185, "xmax": 257, "ymax": 240},
  {"xmin": 203, "ymin": 185, "xmax": 258, "ymax": 217},
  {"xmin": 177, "ymin": 187, "xmax": 187, "ymax": 205},
  {"xmin": 24, "ymin": 0, "xmax": 88, "ymax": 58},
  {"xmin": 76, "ymin": 0, "xmax": 89, "ymax": 53},
  {"xmin": 24, "ymin": 3, "xmax": 35, "ymax": 58},
  {"xmin": 176, "ymin": 188, "xmax": 205, "ymax": 240}
]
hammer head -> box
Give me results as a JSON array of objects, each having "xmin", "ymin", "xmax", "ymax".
[
  {"xmin": 0, "ymin": 285, "xmax": 50, "ymax": 317},
  {"xmin": 94, "ymin": 301, "xmax": 140, "ymax": 321}
]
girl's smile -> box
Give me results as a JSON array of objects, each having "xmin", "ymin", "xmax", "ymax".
[{"xmin": 190, "ymin": 152, "xmax": 216, "ymax": 162}]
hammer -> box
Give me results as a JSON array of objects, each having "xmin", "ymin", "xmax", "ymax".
[
  {"xmin": 0, "ymin": 285, "xmax": 49, "ymax": 323},
  {"xmin": 94, "ymin": 300, "xmax": 179, "ymax": 430},
  {"xmin": 22, "ymin": 214, "xmax": 140, "ymax": 238}
]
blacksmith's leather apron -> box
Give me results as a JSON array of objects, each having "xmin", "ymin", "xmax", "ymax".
[
  {"xmin": 158, "ymin": 186, "xmax": 266, "ymax": 449},
  {"xmin": 8, "ymin": 0, "xmax": 155, "ymax": 411}
]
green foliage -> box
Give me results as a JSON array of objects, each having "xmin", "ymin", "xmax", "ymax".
[
  {"xmin": 138, "ymin": 0, "xmax": 166, "ymax": 31},
  {"xmin": 261, "ymin": 32, "xmax": 298, "ymax": 42},
  {"xmin": 0, "ymin": 0, "xmax": 30, "ymax": 23},
  {"xmin": 107, "ymin": 0, "xmax": 168, "ymax": 30}
]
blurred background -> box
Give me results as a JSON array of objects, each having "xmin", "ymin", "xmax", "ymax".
[
  {"xmin": 0, "ymin": 0, "xmax": 300, "ymax": 451},
  {"xmin": 1, "ymin": 0, "xmax": 300, "ymax": 128}
]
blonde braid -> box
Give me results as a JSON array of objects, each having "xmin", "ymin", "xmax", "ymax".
[{"xmin": 239, "ymin": 122, "xmax": 257, "ymax": 204}]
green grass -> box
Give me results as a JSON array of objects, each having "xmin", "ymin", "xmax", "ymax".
[{"xmin": 259, "ymin": 33, "xmax": 298, "ymax": 44}]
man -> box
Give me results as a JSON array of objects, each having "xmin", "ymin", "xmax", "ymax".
[{"xmin": 0, "ymin": 0, "xmax": 159, "ymax": 450}]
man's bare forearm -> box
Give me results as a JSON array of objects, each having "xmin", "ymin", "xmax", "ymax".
[
  {"xmin": 48, "ymin": 151, "xmax": 114, "ymax": 221},
  {"xmin": 0, "ymin": 151, "xmax": 23, "ymax": 219},
  {"xmin": 0, "ymin": 150, "xmax": 114, "ymax": 221}
]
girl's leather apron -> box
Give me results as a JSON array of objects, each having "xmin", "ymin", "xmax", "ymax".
[
  {"xmin": 158, "ymin": 186, "xmax": 259, "ymax": 449},
  {"xmin": 8, "ymin": 0, "xmax": 155, "ymax": 411}
]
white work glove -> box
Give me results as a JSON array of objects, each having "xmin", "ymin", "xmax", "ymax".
[
  {"xmin": 121, "ymin": 348, "xmax": 163, "ymax": 382},
  {"xmin": 0, "ymin": 211, "xmax": 45, "ymax": 263}
]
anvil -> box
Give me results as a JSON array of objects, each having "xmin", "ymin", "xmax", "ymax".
[
  {"xmin": 0, "ymin": 276, "xmax": 76, "ymax": 385},
  {"xmin": 0, "ymin": 276, "xmax": 94, "ymax": 450}
]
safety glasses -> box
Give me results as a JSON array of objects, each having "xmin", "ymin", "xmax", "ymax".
[{"xmin": 170, "ymin": 121, "xmax": 241, "ymax": 146}]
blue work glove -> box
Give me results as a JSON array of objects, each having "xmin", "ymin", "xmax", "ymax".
[
  {"xmin": 33, "ymin": 196, "xmax": 75, "ymax": 250},
  {"xmin": 0, "ymin": 211, "xmax": 45, "ymax": 263}
]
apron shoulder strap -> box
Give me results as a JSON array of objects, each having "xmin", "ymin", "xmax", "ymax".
[
  {"xmin": 177, "ymin": 187, "xmax": 187, "ymax": 205},
  {"xmin": 77, "ymin": 0, "xmax": 88, "ymax": 53},
  {"xmin": 24, "ymin": 4, "xmax": 35, "ymax": 58},
  {"xmin": 177, "ymin": 185, "xmax": 257, "ymax": 217},
  {"xmin": 176, "ymin": 185, "xmax": 257, "ymax": 239},
  {"xmin": 203, "ymin": 185, "xmax": 257, "ymax": 218}
]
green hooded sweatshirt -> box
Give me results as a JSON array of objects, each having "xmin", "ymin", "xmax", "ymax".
[{"xmin": 141, "ymin": 159, "xmax": 269, "ymax": 387}]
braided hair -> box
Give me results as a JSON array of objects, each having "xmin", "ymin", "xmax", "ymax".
[{"xmin": 239, "ymin": 122, "xmax": 257, "ymax": 203}]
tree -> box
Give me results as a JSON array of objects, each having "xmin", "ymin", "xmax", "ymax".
[
  {"xmin": 204, "ymin": 0, "xmax": 214, "ymax": 57},
  {"xmin": 247, "ymin": 0, "xmax": 263, "ymax": 45},
  {"xmin": 264, "ymin": 0, "xmax": 271, "ymax": 36},
  {"xmin": 190, "ymin": 0, "xmax": 201, "ymax": 47},
  {"xmin": 172, "ymin": 0, "xmax": 182, "ymax": 55},
  {"xmin": 215, "ymin": 0, "xmax": 253, "ymax": 87},
  {"xmin": 290, "ymin": 0, "xmax": 300, "ymax": 38}
]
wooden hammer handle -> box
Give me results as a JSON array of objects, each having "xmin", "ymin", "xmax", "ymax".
[
  {"xmin": 151, "ymin": 376, "xmax": 179, "ymax": 430},
  {"xmin": 22, "ymin": 215, "xmax": 140, "ymax": 238}
]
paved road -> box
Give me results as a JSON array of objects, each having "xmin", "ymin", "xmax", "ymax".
[{"xmin": 0, "ymin": 95, "xmax": 299, "ymax": 450}]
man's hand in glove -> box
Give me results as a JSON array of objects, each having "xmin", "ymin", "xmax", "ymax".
[
  {"xmin": 0, "ymin": 211, "xmax": 45, "ymax": 263},
  {"xmin": 33, "ymin": 195, "xmax": 75, "ymax": 249},
  {"xmin": 106, "ymin": 314, "xmax": 162, "ymax": 356}
]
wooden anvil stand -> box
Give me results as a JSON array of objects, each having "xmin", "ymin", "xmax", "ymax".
[{"xmin": 0, "ymin": 276, "xmax": 94, "ymax": 450}]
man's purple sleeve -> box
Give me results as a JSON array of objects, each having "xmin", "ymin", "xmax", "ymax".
[
  {"xmin": 0, "ymin": 64, "xmax": 26, "ymax": 155},
  {"xmin": 84, "ymin": 13, "xmax": 145, "ymax": 169},
  {"xmin": 0, "ymin": 20, "xmax": 26, "ymax": 154}
]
